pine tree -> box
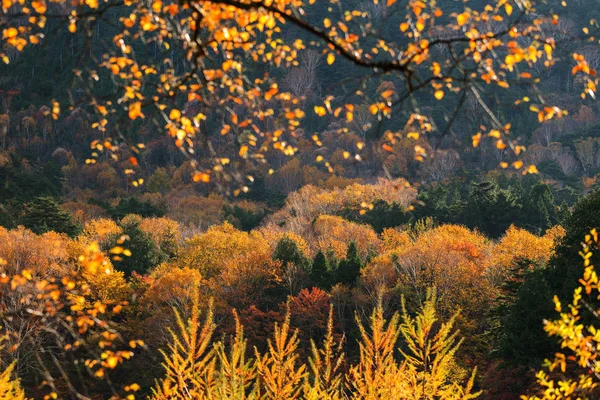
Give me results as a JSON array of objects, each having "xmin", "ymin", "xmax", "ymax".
[
  {"xmin": 336, "ymin": 242, "xmax": 362, "ymax": 287},
  {"xmin": 20, "ymin": 196, "xmax": 79, "ymax": 236},
  {"xmin": 558, "ymin": 200, "xmax": 571, "ymax": 224},
  {"xmin": 310, "ymin": 250, "xmax": 331, "ymax": 289},
  {"xmin": 273, "ymin": 236, "xmax": 308, "ymax": 268},
  {"xmin": 108, "ymin": 214, "xmax": 165, "ymax": 276}
]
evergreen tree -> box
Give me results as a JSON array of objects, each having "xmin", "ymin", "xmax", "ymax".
[
  {"xmin": 20, "ymin": 196, "xmax": 80, "ymax": 236},
  {"xmin": 111, "ymin": 197, "xmax": 166, "ymax": 220},
  {"xmin": 547, "ymin": 189, "xmax": 600, "ymax": 304},
  {"xmin": 558, "ymin": 200, "xmax": 571, "ymax": 224},
  {"xmin": 145, "ymin": 167, "xmax": 171, "ymax": 194},
  {"xmin": 310, "ymin": 250, "xmax": 331, "ymax": 289},
  {"xmin": 493, "ymin": 260, "xmax": 556, "ymax": 367},
  {"xmin": 336, "ymin": 242, "xmax": 362, "ymax": 287},
  {"xmin": 224, "ymin": 204, "xmax": 265, "ymax": 232},
  {"xmin": 108, "ymin": 215, "xmax": 165, "ymax": 276},
  {"xmin": 412, "ymin": 182, "xmax": 465, "ymax": 225},
  {"xmin": 463, "ymin": 181, "xmax": 521, "ymax": 238},
  {"xmin": 345, "ymin": 199, "xmax": 409, "ymax": 233},
  {"xmin": 524, "ymin": 183, "xmax": 558, "ymax": 233},
  {"xmin": 273, "ymin": 236, "xmax": 309, "ymax": 271}
]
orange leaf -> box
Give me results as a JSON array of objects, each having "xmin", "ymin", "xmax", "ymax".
[
  {"xmin": 381, "ymin": 90, "xmax": 394, "ymax": 99},
  {"xmin": 128, "ymin": 102, "xmax": 143, "ymax": 120},
  {"xmin": 193, "ymin": 172, "xmax": 210, "ymax": 183}
]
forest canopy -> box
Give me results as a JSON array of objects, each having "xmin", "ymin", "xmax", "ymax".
[{"xmin": 2, "ymin": 0, "xmax": 600, "ymax": 398}]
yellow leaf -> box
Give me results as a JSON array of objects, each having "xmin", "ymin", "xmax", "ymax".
[
  {"xmin": 314, "ymin": 106, "xmax": 327, "ymax": 116},
  {"xmin": 239, "ymin": 145, "xmax": 248, "ymax": 157},
  {"xmin": 106, "ymin": 356, "xmax": 119, "ymax": 369},
  {"xmin": 327, "ymin": 53, "xmax": 335, "ymax": 65},
  {"xmin": 346, "ymin": 111, "xmax": 353, "ymax": 122},
  {"xmin": 505, "ymin": 3, "xmax": 513, "ymax": 16},
  {"xmin": 128, "ymin": 102, "xmax": 143, "ymax": 120},
  {"xmin": 222, "ymin": 59, "xmax": 233, "ymax": 72},
  {"xmin": 513, "ymin": 160, "xmax": 523, "ymax": 169},
  {"xmin": 169, "ymin": 109, "xmax": 181, "ymax": 120},
  {"xmin": 3, "ymin": 27, "xmax": 17, "ymax": 39},
  {"xmin": 528, "ymin": 165, "xmax": 539, "ymax": 174},
  {"xmin": 457, "ymin": 12, "xmax": 469, "ymax": 26},
  {"xmin": 544, "ymin": 43, "xmax": 553, "ymax": 60},
  {"xmin": 400, "ymin": 22, "xmax": 409, "ymax": 32},
  {"xmin": 434, "ymin": 90, "xmax": 444, "ymax": 100}
]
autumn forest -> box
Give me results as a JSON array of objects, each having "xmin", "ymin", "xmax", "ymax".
[{"xmin": 2, "ymin": 0, "xmax": 600, "ymax": 398}]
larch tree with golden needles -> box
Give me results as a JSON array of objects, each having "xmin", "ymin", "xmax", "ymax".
[
  {"xmin": 349, "ymin": 289, "xmax": 480, "ymax": 400},
  {"xmin": 0, "ymin": 0, "xmax": 597, "ymax": 193},
  {"xmin": 151, "ymin": 293, "xmax": 216, "ymax": 400},
  {"xmin": 0, "ymin": 337, "xmax": 27, "ymax": 400}
]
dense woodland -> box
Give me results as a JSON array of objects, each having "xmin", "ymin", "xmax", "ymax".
[{"xmin": 3, "ymin": 0, "xmax": 600, "ymax": 398}]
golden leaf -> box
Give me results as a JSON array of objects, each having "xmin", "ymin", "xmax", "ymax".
[
  {"xmin": 327, "ymin": 53, "xmax": 335, "ymax": 65},
  {"xmin": 314, "ymin": 106, "xmax": 327, "ymax": 116},
  {"xmin": 193, "ymin": 172, "xmax": 210, "ymax": 183},
  {"xmin": 457, "ymin": 12, "xmax": 469, "ymax": 26},
  {"xmin": 128, "ymin": 102, "xmax": 143, "ymax": 120},
  {"xmin": 169, "ymin": 109, "xmax": 181, "ymax": 120}
]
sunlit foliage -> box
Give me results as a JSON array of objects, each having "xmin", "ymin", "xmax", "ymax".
[
  {"xmin": 523, "ymin": 229, "xmax": 600, "ymax": 399},
  {"xmin": 1, "ymin": 0, "xmax": 595, "ymax": 192},
  {"xmin": 0, "ymin": 242, "xmax": 139, "ymax": 399},
  {"xmin": 151, "ymin": 288, "xmax": 479, "ymax": 399}
]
